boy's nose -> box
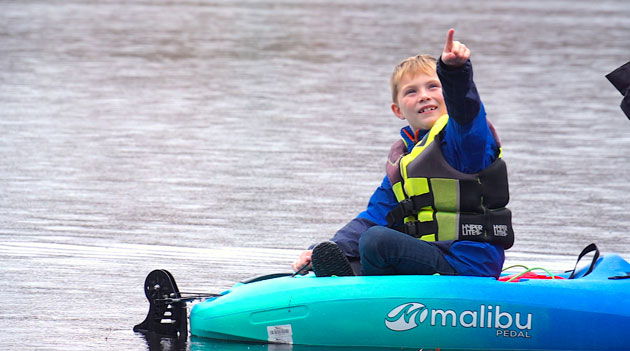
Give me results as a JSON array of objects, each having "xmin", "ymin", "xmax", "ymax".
[{"xmin": 417, "ymin": 90, "xmax": 430, "ymax": 101}]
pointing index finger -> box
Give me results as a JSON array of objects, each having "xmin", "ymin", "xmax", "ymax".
[{"xmin": 444, "ymin": 28, "xmax": 455, "ymax": 52}]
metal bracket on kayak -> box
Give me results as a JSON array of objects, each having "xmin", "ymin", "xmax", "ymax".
[{"xmin": 133, "ymin": 269, "xmax": 189, "ymax": 338}]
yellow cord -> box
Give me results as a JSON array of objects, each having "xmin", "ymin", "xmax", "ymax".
[{"xmin": 501, "ymin": 265, "xmax": 557, "ymax": 282}]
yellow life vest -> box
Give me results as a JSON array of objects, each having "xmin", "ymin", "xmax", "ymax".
[{"xmin": 385, "ymin": 115, "xmax": 514, "ymax": 249}]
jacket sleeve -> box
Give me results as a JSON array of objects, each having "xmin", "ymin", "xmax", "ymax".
[
  {"xmin": 330, "ymin": 176, "xmax": 398, "ymax": 258},
  {"xmin": 437, "ymin": 58, "xmax": 480, "ymax": 126},
  {"xmin": 437, "ymin": 58, "xmax": 499, "ymax": 173}
]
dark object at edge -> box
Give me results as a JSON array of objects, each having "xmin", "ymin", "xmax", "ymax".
[{"xmin": 606, "ymin": 61, "xmax": 630, "ymax": 119}]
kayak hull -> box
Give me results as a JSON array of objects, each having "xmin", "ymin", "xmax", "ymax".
[{"xmin": 190, "ymin": 254, "xmax": 630, "ymax": 350}]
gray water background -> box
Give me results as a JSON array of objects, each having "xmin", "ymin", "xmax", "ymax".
[{"xmin": 1, "ymin": 0, "xmax": 630, "ymax": 350}]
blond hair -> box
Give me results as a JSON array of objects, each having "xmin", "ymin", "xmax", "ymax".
[{"xmin": 390, "ymin": 54, "xmax": 437, "ymax": 104}]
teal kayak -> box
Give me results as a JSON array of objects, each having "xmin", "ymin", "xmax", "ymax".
[{"xmin": 189, "ymin": 254, "xmax": 630, "ymax": 350}]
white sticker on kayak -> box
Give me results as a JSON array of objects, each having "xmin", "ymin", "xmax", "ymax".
[{"xmin": 267, "ymin": 324, "xmax": 293, "ymax": 344}]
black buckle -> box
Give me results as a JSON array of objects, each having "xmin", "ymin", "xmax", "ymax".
[
  {"xmin": 387, "ymin": 194, "xmax": 434, "ymax": 226},
  {"xmin": 401, "ymin": 198, "xmax": 415, "ymax": 214},
  {"xmin": 402, "ymin": 220, "xmax": 437, "ymax": 239},
  {"xmin": 402, "ymin": 221, "xmax": 418, "ymax": 236},
  {"xmin": 386, "ymin": 199, "xmax": 414, "ymax": 225}
]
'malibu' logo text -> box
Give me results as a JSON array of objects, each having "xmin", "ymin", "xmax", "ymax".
[{"xmin": 385, "ymin": 302, "xmax": 533, "ymax": 338}]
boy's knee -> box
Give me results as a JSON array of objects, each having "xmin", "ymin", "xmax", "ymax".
[{"xmin": 359, "ymin": 226, "xmax": 390, "ymax": 255}]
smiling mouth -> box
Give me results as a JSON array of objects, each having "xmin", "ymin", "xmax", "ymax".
[{"xmin": 418, "ymin": 106, "xmax": 438, "ymax": 113}]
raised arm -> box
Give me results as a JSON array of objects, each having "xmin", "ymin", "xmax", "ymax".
[
  {"xmin": 437, "ymin": 28, "xmax": 498, "ymax": 173},
  {"xmin": 437, "ymin": 28, "xmax": 480, "ymax": 126}
]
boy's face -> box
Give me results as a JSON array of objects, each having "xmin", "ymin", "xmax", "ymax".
[{"xmin": 391, "ymin": 72, "xmax": 446, "ymax": 132}]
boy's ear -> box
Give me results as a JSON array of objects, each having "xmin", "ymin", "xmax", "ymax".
[{"xmin": 391, "ymin": 103, "xmax": 406, "ymax": 120}]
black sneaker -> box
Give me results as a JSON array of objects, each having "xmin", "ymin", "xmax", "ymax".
[{"xmin": 311, "ymin": 241, "xmax": 355, "ymax": 277}]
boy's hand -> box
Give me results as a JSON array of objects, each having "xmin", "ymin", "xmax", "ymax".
[
  {"xmin": 291, "ymin": 250, "xmax": 312, "ymax": 274},
  {"xmin": 441, "ymin": 28, "xmax": 470, "ymax": 68}
]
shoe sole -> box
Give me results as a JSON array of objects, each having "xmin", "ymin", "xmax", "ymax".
[{"xmin": 311, "ymin": 241, "xmax": 355, "ymax": 277}]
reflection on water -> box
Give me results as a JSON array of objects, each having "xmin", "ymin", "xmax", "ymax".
[
  {"xmin": 138, "ymin": 333, "xmax": 187, "ymax": 351},
  {"xmin": 187, "ymin": 337, "xmax": 419, "ymax": 351},
  {"xmin": 142, "ymin": 334, "xmax": 557, "ymax": 351},
  {"xmin": 140, "ymin": 334, "xmax": 427, "ymax": 351},
  {"xmin": 2, "ymin": 0, "xmax": 630, "ymax": 350}
]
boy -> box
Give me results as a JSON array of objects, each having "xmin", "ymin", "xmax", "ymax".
[{"xmin": 292, "ymin": 29, "xmax": 514, "ymax": 278}]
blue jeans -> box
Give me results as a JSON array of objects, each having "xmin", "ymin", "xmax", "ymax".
[{"xmin": 358, "ymin": 226, "xmax": 457, "ymax": 276}]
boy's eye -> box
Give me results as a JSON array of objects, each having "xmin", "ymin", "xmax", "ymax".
[
  {"xmin": 404, "ymin": 89, "xmax": 416, "ymax": 95},
  {"xmin": 428, "ymin": 83, "xmax": 441, "ymax": 89}
]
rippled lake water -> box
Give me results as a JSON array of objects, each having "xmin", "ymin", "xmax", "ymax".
[{"xmin": 2, "ymin": 0, "xmax": 630, "ymax": 350}]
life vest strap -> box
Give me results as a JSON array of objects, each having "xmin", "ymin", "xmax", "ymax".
[
  {"xmin": 392, "ymin": 220, "xmax": 439, "ymax": 239},
  {"xmin": 386, "ymin": 193, "xmax": 434, "ymax": 226}
]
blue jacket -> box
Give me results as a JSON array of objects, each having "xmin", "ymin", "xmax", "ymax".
[{"xmin": 331, "ymin": 59, "xmax": 505, "ymax": 277}]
